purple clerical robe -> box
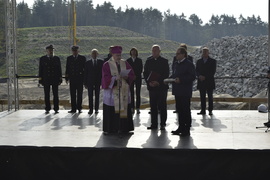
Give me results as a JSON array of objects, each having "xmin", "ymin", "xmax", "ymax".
[{"xmin": 102, "ymin": 59, "xmax": 135, "ymax": 106}]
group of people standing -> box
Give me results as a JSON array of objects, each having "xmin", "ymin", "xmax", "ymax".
[
  {"xmin": 39, "ymin": 45, "xmax": 103, "ymax": 115},
  {"xmin": 38, "ymin": 43, "xmax": 216, "ymax": 137}
]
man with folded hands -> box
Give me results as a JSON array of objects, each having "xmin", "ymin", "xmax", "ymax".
[{"xmin": 143, "ymin": 45, "xmax": 169, "ymax": 131}]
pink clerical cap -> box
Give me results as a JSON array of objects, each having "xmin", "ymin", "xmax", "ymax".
[{"xmin": 111, "ymin": 46, "xmax": 122, "ymax": 54}]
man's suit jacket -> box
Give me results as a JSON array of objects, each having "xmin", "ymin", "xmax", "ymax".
[
  {"xmin": 143, "ymin": 56, "xmax": 169, "ymax": 91},
  {"xmin": 39, "ymin": 55, "xmax": 62, "ymax": 85},
  {"xmin": 171, "ymin": 58, "xmax": 196, "ymax": 97},
  {"xmin": 195, "ymin": 56, "xmax": 216, "ymax": 90},
  {"xmin": 65, "ymin": 54, "xmax": 86, "ymax": 82},
  {"xmin": 126, "ymin": 57, "xmax": 143, "ymax": 79},
  {"xmin": 84, "ymin": 58, "xmax": 104, "ymax": 87}
]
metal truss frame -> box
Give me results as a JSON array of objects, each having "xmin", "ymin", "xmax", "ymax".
[{"xmin": 5, "ymin": 0, "xmax": 19, "ymax": 111}]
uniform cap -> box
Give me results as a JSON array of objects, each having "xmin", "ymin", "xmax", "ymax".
[
  {"xmin": 46, "ymin": 45, "xmax": 54, "ymax": 49},
  {"xmin": 71, "ymin": 45, "xmax": 79, "ymax": 51}
]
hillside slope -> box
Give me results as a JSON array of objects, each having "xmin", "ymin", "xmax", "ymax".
[{"xmin": 0, "ymin": 26, "xmax": 196, "ymax": 76}]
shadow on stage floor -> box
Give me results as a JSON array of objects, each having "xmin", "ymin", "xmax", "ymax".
[{"xmin": 0, "ymin": 110, "xmax": 270, "ymax": 179}]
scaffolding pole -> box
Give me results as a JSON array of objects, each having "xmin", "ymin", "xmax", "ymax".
[{"xmin": 5, "ymin": 0, "xmax": 19, "ymax": 111}]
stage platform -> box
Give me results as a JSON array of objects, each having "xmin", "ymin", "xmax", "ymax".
[
  {"xmin": 1, "ymin": 110, "xmax": 270, "ymax": 179},
  {"xmin": 0, "ymin": 109, "xmax": 269, "ymax": 149}
]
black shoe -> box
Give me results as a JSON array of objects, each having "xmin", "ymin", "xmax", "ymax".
[
  {"xmin": 78, "ymin": 110, "xmax": 82, "ymax": 113},
  {"xmin": 119, "ymin": 131, "xmax": 134, "ymax": 135},
  {"xmin": 147, "ymin": 126, "xmax": 157, "ymax": 130},
  {"xmin": 95, "ymin": 111, "xmax": 99, "ymax": 114},
  {"xmin": 136, "ymin": 109, "xmax": 140, "ymax": 114},
  {"xmin": 45, "ymin": 111, "xmax": 50, "ymax": 114},
  {"xmin": 88, "ymin": 110, "xmax": 93, "ymax": 114},
  {"xmin": 54, "ymin": 111, "xmax": 59, "ymax": 114},
  {"xmin": 160, "ymin": 125, "xmax": 166, "ymax": 130},
  {"xmin": 148, "ymin": 111, "xmax": 151, "ymax": 114},
  {"xmin": 173, "ymin": 110, "xmax": 177, "ymax": 113},
  {"xmin": 197, "ymin": 111, "xmax": 206, "ymax": 115},
  {"xmin": 180, "ymin": 131, "xmax": 190, "ymax": 137},
  {"xmin": 209, "ymin": 111, "xmax": 213, "ymax": 115},
  {"xmin": 68, "ymin": 110, "xmax": 76, "ymax": 113},
  {"xmin": 171, "ymin": 130, "xmax": 181, "ymax": 135},
  {"xmin": 264, "ymin": 121, "xmax": 270, "ymax": 127}
]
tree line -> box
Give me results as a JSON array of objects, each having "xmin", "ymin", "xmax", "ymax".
[{"xmin": 4, "ymin": 0, "xmax": 270, "ymax": 45}]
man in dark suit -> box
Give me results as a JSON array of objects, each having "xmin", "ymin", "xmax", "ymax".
[
  {"xmin": 171, "ymin": 47, "xmax": 196, "ymax": 136},
  {"xmin": 196, "ymin": 47, "xmax": 217, "ymax": 115},
  {"xmin": 39, "ymin": 45, "xmax": 62, "ymax": 114},
  {"xmin": 65, "ymin": 45, "xmax": 86, "ymax": 113},
  {"xmin": 172, "ymin": 43, "xmax": 193, "ymax": 114},
  {"xmin": 126, "ymin": 47, "xmax": 143, "ymax": 114},
  {"xmin": 143, "ymin": 45, "xmax": 169, "ymax": 130},
  {"xmin": 84, "ymin": 49, "xmax": 104, "ymax": 114}
]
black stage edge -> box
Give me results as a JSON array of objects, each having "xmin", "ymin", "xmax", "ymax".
[{"xmin": 1, "ymin": 146, "xmax": 270, "ymax": 180}]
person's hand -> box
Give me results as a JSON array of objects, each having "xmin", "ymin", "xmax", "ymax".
[
  {"xmin": 84, "ymin": 85, "xmax": 88, "ymax": 89},
  {"xmin": 199, "ymin": 75, "xmax": 205, "ymax": 81},
  {"xmin": 122, "ymin": 76, "xmax": 128, "ymax": 80},
  {"xmin": 175, "ymin": 77, "xmax": 180, "ymax": 84},
  {"xmin": 66, "ymin": 80, "xmax": 69, "ymax": 84},
  {"xmin": 116, "ymin": 75, "xmax": 121, "ymax": 80}
]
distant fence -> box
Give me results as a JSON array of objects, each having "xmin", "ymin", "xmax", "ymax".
[
  {"xmin": 0, "ymin": 75, "xmax": 269, "ymax": 111},
  {"xmin": 0, "ymin": 97, "xmax": 267, "ymax": 111}
]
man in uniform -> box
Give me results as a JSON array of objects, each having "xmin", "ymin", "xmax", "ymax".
[
  {"xmin": 65, "ymin": 45, "xmax": 86, "ymax": 113},
  {"xmin": 39, "ymin": 45, "xmax": 62, "ymax": 114}
]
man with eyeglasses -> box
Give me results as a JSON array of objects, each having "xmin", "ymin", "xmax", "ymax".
[{"xmin": 171, "ymin": 47, "xmax": 196, "ymax": 136}]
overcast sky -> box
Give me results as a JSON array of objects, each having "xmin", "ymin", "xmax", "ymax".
[{"xmin": 18, "ymin": 0, "xmax": 268, "ymax": 24}]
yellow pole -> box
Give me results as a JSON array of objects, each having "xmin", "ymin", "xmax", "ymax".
[{"xmin": 72, "ymin": 0, "xmax": 77, "ymax": 46}]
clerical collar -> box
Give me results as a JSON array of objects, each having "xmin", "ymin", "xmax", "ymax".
[{"xmin": 132, "ymin": 57, "xmax": 136, "ymax": 62}]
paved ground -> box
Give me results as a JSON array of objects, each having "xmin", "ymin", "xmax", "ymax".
[{"xmin": 0, "ymin": 110, "xmax": 269, "ymax": 149}]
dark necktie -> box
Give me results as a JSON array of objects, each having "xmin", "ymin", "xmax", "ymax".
[{"xmin": 94, "ymin": 59, "xmax": 97, "ymax": 67}]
